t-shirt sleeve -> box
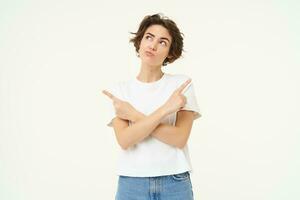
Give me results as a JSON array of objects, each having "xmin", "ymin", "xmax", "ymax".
[{"xmin": 180, "ymin": 81, "xmax": 202, "ymax": 120}]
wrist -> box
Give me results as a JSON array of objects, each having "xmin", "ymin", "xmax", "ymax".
[{"xmin": 157, "ymin": 105, "xmax": 168, "ymax": 118}]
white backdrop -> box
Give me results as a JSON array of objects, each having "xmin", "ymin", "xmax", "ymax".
[{"xmin": 1, "ymin": 0, "xmax": 299, "ymax": 199}]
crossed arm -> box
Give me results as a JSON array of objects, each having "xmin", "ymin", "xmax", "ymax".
[
  {"xmin": 131, "ymin": 109, "xmax": 195, "ymax": 149},
  {"xmin": 104, "ymin": 78, "xmax": 196, "ymax": 150},
  {"xmin": 112, "ymin": 106, "xmax": 195, "ymax": 150}
]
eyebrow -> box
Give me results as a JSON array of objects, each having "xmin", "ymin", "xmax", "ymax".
[{"xmin": 145, "ymin": 32, "xmax": 170, "ymax": 43}]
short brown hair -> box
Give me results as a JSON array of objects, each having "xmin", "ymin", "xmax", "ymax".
[{"xmin": 129, "ymin": 13, "xmax": 184, "ymax": 66}]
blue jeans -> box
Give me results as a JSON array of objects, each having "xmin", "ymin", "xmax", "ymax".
[{"xmin": 115, "ymin": 171, "xmax": 194, "ymax": 200}]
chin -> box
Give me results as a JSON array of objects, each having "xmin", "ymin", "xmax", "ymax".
[
  {"xmin": 144, "ymin": 60, "xmax": 161, "ymax": 67},
  {"xmin": 141, "ymin": 57, "xmax": 160, "ymax": 65}
]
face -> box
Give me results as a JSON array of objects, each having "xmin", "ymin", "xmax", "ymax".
[{"xmin": 138, "ymin": 24, "xmax": 172, "ymax": 66}]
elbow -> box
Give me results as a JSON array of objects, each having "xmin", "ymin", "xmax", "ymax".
[
  {"xmin": 176, "ymin": 136, "xmax": 189, "ymax": 149},
  {"xmin": 120, "ymin": 144, "xmax": 128, "ymax": 150},
  {"xmin": 120, "ymin": 143, "xmax": 135, "ymax": 150},
  {"xmin": 117, "ymin": 137, "xmax": 131, "ymax": 150},
  {"xmin": 117, "ymin": 141, "xmax": 125, "ymax": 150},
  {"xmin": 119, "ymin": 140, "xmax": 135, "ymax": 150},
  {"xmin": 117, "ymin": 140, "xmax": 129, "ymax": 150},
  {"xmin": 175, "ymin": 139, "xmax": 186, "ymax": 149},
  {"xmin": 115, "ymin": 130, "xmax": 129, "ymax": 150},
  {"xmin": 115, "ymin": 130, "xmax": 135, "ymax": 150},
  {"xmin": 177, "ymin": 142, "xmax": 186, "ymax": 149}
]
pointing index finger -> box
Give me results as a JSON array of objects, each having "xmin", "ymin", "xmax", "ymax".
[
  {"xmin": 177, "ymin": 78, "xmax": 192, "ymax": 94},
  {"xmin": 102, "ymin": 90, "xmax": 115, "ymax": 100}
]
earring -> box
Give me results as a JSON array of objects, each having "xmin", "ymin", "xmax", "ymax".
[{"xmin": 136, "ymin": 52, "xmax": 140, "ymax": 57}]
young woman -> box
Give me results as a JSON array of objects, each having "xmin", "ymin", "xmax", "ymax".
[{"xmin": 103, "ymin": 13, "xmax": 201, "ymax": 200}]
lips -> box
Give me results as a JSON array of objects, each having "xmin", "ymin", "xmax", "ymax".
[{"xmin": 145, "ymin": 51, "xmax": 155, "ymax": 57}]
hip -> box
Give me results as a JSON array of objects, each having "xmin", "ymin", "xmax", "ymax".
[{"xmin": 115, "ymin": 171, "xmax": 194, "ymax": 200}]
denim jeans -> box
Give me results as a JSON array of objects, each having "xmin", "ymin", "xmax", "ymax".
[{"xmin": 115, "ymin": 171, "xmax": 194, "ymax": 200}]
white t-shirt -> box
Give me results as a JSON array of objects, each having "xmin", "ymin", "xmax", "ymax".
[{"xmin": 106, "ymin": 72, "xmax": 202, "ymax": 177}]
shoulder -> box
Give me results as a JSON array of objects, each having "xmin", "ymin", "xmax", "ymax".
[
  {"xmin": 166, "ymin": 72, "xmax": 190, "ymax": 79},
  {"xmin": 106, "ymin": 80, "xmax": 129, "ymax": 100},
  {"xmin": 165, "ymin": 73, "xmax": 192, "ymax": 85},
  {"xmin": 109, "ymin": 78, "xmax": 131, "ymax": 90}
]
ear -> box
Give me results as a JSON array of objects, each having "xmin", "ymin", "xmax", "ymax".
[{"xmin": 167, "ymin": 55, "xmax": 173, "ymax": 59}]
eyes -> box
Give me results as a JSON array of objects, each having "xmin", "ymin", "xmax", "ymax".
[{"xmin": 145, "ymin": 35, "xmax": 168, "ymax": 47}]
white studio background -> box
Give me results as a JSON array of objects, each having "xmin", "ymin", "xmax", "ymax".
[{"xmin": 0, "ymin": 0, "xmax": 299, "ymax": 199}]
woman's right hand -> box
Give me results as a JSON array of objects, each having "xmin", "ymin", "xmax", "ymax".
[
  {"xmin": 161, "ymin": 78, "xmax": 192, "ymax": 116},
  {"xmin": 102, "ymin": 90, "xmax": 138, "ymax": 122}
]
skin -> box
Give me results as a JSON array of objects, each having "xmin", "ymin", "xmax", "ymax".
[
  {"xmin": 136, "ymin": 24, "xmax": 173, "ymax": 82},
  {"xmin": 102, "ymin": 24, "xmax": 195, "ymax": 149}
]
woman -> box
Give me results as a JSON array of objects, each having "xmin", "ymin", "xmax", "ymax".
[{"xmin": 102, "ymin": 13, "xmax": 201, "ymax": 200}]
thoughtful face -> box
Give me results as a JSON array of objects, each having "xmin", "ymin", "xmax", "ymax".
[{"xmin": 138, "ymin": 24, "xmax": 172, "ymax": 66}]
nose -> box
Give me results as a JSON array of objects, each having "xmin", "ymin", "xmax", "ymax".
[{"xmin": 149, "ymin": 41, "xmax": 157, "ymax": 51}]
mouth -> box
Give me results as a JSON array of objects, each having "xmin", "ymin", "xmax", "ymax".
[{"xmin": 145, "ymin": 51, "xmax": 155, "ymax": 57}]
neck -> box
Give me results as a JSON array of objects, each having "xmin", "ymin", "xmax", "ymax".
[{"xmin": 136, "ymin": 62, "xmax": 164, "ymax": 83}]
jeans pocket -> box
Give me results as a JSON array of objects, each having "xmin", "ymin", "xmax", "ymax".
[{"xmin": 171, "ymin": 171, "xmax": 190, "ymax": 181}]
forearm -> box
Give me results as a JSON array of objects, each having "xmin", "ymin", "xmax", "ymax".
[
  {"xmin": 120, "ymin": 106, "xmax": 167, "ymax": 149},
  {"xmin": 131, "ymin": 111, "xmax": 183, "ymax": 148}
]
